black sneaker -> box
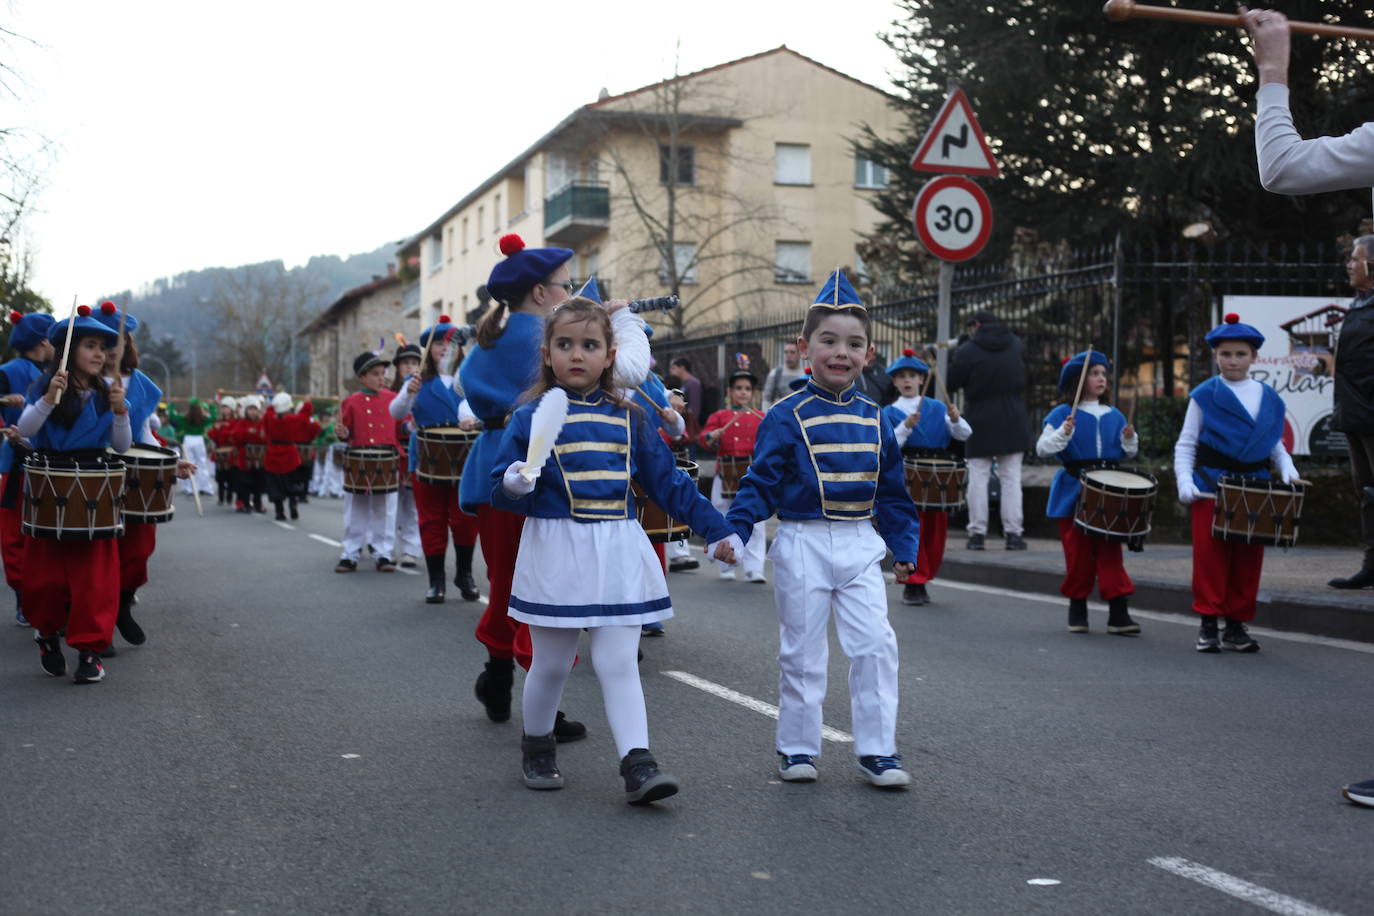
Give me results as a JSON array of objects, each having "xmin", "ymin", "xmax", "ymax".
[
  {"xmin": 375, "ymin": 556, "xmax": 397, "ymax": 572},
  {"xmin": 1196, "ymin": 616, "xmax": 1220, "ymax": 653},
  {"xmin": 34, "ymin": 633, "xmax": 66, "ymax": 677},
  {"xmin": 1342, "ymin": 778, "xmax": 1374, "ymax": 808},
  {"xmin": 553, "ymin": 710, "xmax": 587, "ymax": 743},
  {"xmin": 474, "ymin": 658, "xmax": 514, "ymax": 722},
  {"xmin": 1106, "ymin": 596, "xmax": 1141, "ymax": 635},
  {"xmin": 857, "ymin": 754, "xmax": 911, "ymax": 788},
  {"xmin": 966, "ymin": 533, "xmax": 985, "ymax": 550},
  {"xmin": 668, "ymin": 557, "xmax": 699, "ymax": 572},
  {"xmin": 1221, "ymin": 618, "xmax": 1260, "ymax": 653},
  {"xmin": 521, "ymin": 733, "xmax": 563, "ymax": 790},
  {"xmin": 1067, "ymin": 598, "xmax": 1089, "ymax": 633},
  {"xmin": 334, "ymin": 558, "xmax": 357, "ymax": 573},
  {"xmin": 901, "ymin": 583, "xmax": 929, "ymax": 606},
  {"xmin": 115, "ymin": 591, "xmax": 146, "ymax": 646},
  {"xmin": 289, "ymin": 504, "xmax": 299, "ymax": 520},
  {"xmin": 457, "ymin": 573, "xmax": 480, "ymax": 601},
  {"xmin": 74, "ymin": 651, "xmax": 105, "ymax": 684},
  {"xmin": 620, "ymin": 748, "xmax": 679, "ymax": 805},
  {"xmin": 1005, "ymin": 533, "xmax": 1027, "ymax": 550}
]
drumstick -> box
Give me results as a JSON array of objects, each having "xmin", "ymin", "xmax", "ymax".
[
  {"xmin": 1069, "ymin": 356, "xmax": 1091, "ymax": 420},
  {"xmin": 181, "ymin": 443, "xmax": 204, "ymax": 517},
  {"xmin": 1103, "ymin": 0, "xmax": 1374, "ymax": 41},
  {"xmin": 713, "ymin": 408, "xmax": 765, "ymax": 439},
  {"xmin": 113, "ymin": 295, "xmax": 130, "ymax": 374},
  {"xmin": 58, "ymin": 296, "xmax": 78, "ymax": 371}
]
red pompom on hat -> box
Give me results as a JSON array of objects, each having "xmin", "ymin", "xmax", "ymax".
[
  {"xmin": 1224, "ymin": 312, "xmax": 1240, "ymax": 324},
  {"xmin": 100, "ymin": 301, "xmax": 117, "ymax": 315},
  {"xmin": 498, "ymin": 234, "xmax": 525, "ymax": 256},
  {"xmin": 438, "ymin": 314, "xmax": 451, "ymax": 324},
  {"xmin": 8, "ymin": 311, "xmax": 21, "ymax": 324},
  {"xmin": 903, "ymin": 347, "xmax": 915, "ymax": 357},
  {"xmin": 1061, "ymin": 356, "xmax": 1071, "ymax": 365},
  {"xmin": 76, "ymin": 305, "xmax": 91, "ymax": 317},
  {"xmin": 804, "ymin": 366, "xmax": 813, "ymax": 375}
]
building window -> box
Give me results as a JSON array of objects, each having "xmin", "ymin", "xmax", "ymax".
[
  {"xmin": 461, "ymin": 217, "xmax": 469, "ymax": 252},
  {"xmin": 427, "ymin": 235, "xmax": 443, "ymax": 274},
  {"xmin": 476, "ymin": 206, "xmax": 485, "ymax": 242},
  {"xmin": 431, "ymin": 299, "xmax": 443, "ymax": 322},
  {"xmin": 493, "ymin": 194, "xmax": 501, "ymax": 232},
  {"xmin": 659, "ymin": 243, "xmax": 698, "ymax": 285},
  {"xmin": 446, "ymin": 226, "xmax": 454, "ymax": 261},
  {"xmin": 586, "ymin": 248, "xmax": 600, "ymax": 281},
  {"xmin": 658, "ymin": 144, "xmax": 695, "ymax": 186},
  {"xmin": 775, "ymin": 144, "xmax": 811, "ymax": 185},
  {"xmin": 855, "ymin": 156, "xmax": 889, "ymax": 189},
  {"xmin": 774, "ymin": 241, "xmax": 811, "ymax": 284},
  {"xmin": 854, "ymin": 251, "xmax": 871, "ymax": 284},
  {"xmin": 547, "ymin": 152, "xmax": 575, "ymax": 194}
]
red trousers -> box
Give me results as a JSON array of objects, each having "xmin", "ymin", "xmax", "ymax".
[
  {"xmin": 1056, "ymin": 518, "xmax": 1134, "ymax": 600},
  {"xmin": 653, "ymin": 541, "xmax": 666, "ymax": 574},
  {"xmin": 902, "ymin": 510, "xmax": 948, "ymax": 585},
  {"xmin": 118, "ymin": 521, "xmax": 158, "ymax": 593},
  {"xmin": 474, "ymin": 504, "xmax": 532, "ymax": 669},
  {"xmin": 23, "ymin": 537, "xmax": 119, "ymax": 651},
  {"xmin": 0, "ymin": 471, "xmax": 24, "ymax": 592},
  {"xmin": 1191, "ymin": 499, "xmax": 1263, "ymax": 620},
  {"xmin": 412, "ymin": 475, "xmax": 478, "ymax": 556}
]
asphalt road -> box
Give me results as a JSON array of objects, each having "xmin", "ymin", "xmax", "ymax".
[{"xmin": 2, "ymin": 496, "xmax": 1372, "ymax": 916}]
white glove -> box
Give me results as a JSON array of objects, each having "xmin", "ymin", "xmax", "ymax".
[
  {"xmin": 1277, "ymin": 457, "xmax": 1300, "ymax": 485},
  {"xmin": 502, "ymin": 459, "xmax": 538, "ymax": 497},
  {"xmin": 1177, "ymin": 478, "xmax": 1201, "ymax": 504},
  {"xmin": 706, "ymin": 533, "xmax": 745, "ymax": 568}
]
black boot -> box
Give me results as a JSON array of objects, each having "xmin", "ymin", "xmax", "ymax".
[
  {"xmin": 521, "ymin": 733, "xmax": 563, "ymax": 789},
  {"xmin": 553, "ymin": 710, "xmax": 587, "ymax": 743},
  {"xmin": 1106, "ymin": 596, "xmax": 1141, "ymax": 635},
  {"xmin": 115, "ymin": 590, "xmax": 146, "ymax": 645},
  {"xmin": 1067, "ymin": 598, "xmax": 1089, "ymax": 633},
  {"xmin": 620, "ymin": 748, "xmax": 679, "ymax": 805},
  {"xmin": 455, "ymin": 544, "xmax": 480, "ymax": 601},
  {"xmin": 424, "ymin": 553, "xmax": 446, "ymax": 604},
  {"xmin": 1329, "ymin": 550, "xmax": 1374, "ymax": 589},
  {"xmin": 288, "ymin": 498, "xmax": 299, "ymax": 520},
  {"xmin": 474, "ymin": 657, "xmax": 514, "ymax": 722},
  {"xmin": 273, "ymin": 501, "xmax": 286, "ymax": 521}
]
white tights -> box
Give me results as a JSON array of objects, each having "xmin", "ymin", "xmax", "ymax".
[{"xmin": 523, "ymin": 625, "xmax": 647, "ymax": 758}]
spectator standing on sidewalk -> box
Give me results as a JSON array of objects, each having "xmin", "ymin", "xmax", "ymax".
[
  {"xmin": 947, "ymin": 310, "xmax": 1030, "ymax": 550},
  {"xmin": 761, "ymin": 343, "xmax": 805, "ymax": 410}
]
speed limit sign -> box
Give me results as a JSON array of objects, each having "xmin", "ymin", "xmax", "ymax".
[{"xmin": 912, "ymin": 175, "xmax": 992, "ymax": 262}]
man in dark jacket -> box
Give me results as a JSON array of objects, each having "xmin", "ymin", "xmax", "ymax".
[
  {"xmin": 1329, "ymin": 235, "xmax": 1374, "ymax": 588},
  {"xmin": 948, "ymin": 310, "xmax": 1031, "ymax": 550}
]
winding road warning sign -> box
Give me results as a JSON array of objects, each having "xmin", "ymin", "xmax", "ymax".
[{"xmin": 910, "ymin": 88, "xmax": 1000, "ymax": 178}]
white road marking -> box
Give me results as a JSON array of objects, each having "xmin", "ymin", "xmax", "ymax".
[
  {"xmin": 340, "ymin": 753, "xmax": 361, "ymax": 759},
  {"xmin": 1148, "ymin": 857, "xmax": 1346, "ymax": 916},
  {"xmin": 1026, "ymin": 879, "xmax": 1061, "ymax": 886},
  {"xmin": 932, "ymin": 581, "xmax": 1374, "ymax": 655},
  {"xmin": 397, "ymin": 567, "xmax": 419, "ymax": 576},
  {"xmin": 273, "ymin": 521, "xmax": 295, "ymax": 530},
  {"xmin": 309, "ymin": 534, "xmax": 343, "ymax": 548},
  {"xmin": 662, "ymin": 670, "xmax": 852, "ymax": 743}
]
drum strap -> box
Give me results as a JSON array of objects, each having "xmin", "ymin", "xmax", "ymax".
[
  {"xmin": 1063, "ymin": 458, "xmax": 1118, "ymax": 476},
  {"xmin": 1196, "ymin": 443, "xmax": 1266, "ymax": 474},
  {"xmin": 902, "ymin": 446, "xmax": 954, "ymax": 460}
]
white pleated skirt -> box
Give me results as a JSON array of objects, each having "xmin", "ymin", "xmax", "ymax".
[{"xmin": 508, "ymin": 516, "xmax": 673, "ymax": 628}]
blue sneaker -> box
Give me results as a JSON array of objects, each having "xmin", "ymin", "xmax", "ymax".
[
  {"xmin": 1343, "ymin": 779, "xmax": 1374, "ymax": 808},
  {"xmin": 777, "ymin": 753, "xmax": 818, "ymax": 782},
  {"xmin": 641, "ymin": 622, "xmax": 665, "ymax": 637},
  {"xmin": 14, "ymin": 610, "xmax": 29, "ymax": 627},
  {"xmin": 858, "ymin": 755, "xmax": 911, "ymax": 788}
]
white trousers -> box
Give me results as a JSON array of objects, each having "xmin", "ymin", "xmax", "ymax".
[
  {"xmin": 769, "ymin": 519, "xmax": 899, "ymax": 758},
  {"xmin": 965, "ymin": 452, "xmax": 1024, "ymax": 536},
  {"xmin": 181, "ymin": 435, "xmax": 214, "ymax": 495},
  {"xmin": 666, "ymin": 538, "xmax": 692, "ymax": 560},
  {"xmin": 395, "ymin": 485, "xmax": 421, "ymax": 558},
  {"xmin": 320, "ymin": 446, "xmax": 345, "ymax": 498},
  {"xmin": 341, "ymin": 490, "xmax": 398, "ymax": 561},
  {"xmin": 710, "ymin": 476, "xmax": 766, "ymax": 575}
]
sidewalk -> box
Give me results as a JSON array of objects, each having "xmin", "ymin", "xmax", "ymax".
[{"xmin": 935, "ymin": 536, "xmax": 1374, "ymax": 643}]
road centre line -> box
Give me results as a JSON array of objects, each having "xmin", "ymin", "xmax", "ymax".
[
  {"xmin": 308, "ymin": 534, "xmax": 343, "ymax": 548},
  {"xmin": 662, "ymin": 670, "xmax": 852, "ymax": 743},
  {"xmin": 933, "ymin": 581, "xmax": 1374, "ymax": 656},
  {"xmin": 1148, "ymin": 856, "xmax": 1346, "ymax": 916}
]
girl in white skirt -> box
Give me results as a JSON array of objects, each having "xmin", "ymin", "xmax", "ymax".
[{"xmin": 492, "ymin": 297, "xmax": 740, "ymax": 805}]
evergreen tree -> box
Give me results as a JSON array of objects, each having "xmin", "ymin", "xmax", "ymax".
[{"xmin": 858, "ymin": 1, "xmax": 1374, "ymax": 281}]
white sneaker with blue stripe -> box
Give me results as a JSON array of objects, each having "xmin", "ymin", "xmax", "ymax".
[
  {"xmin": 777, "ymin": 753, "xmax": 818, "ymax": 782},
  {"xmin": 858, "ymin": 755, "xmax": 911, "ymax": 788}
]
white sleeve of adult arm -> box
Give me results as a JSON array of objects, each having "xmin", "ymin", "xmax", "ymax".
[{"xmin": 1256, "ymin": 84, "xmax": 1374, "ymax": 194}]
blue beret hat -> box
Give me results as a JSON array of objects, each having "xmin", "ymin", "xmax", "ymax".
[
  {"xmin": 49, "ymin": 305, "xmax": 119, "ymax": 347},
  {"xmin": 812, "ymin": 270, "xmax": 865, "ymax": 309},
  {"xmin": 1058, "ymin": 349, "xmax": 1111, "ymax": 391},
  {"xmin": 419, "ymin": 314, "xmax": 458, "ymax": 349},
  {"xmin": 886, "ymin": 347, "xmax": 930, "ymax": 377},
  {"xmin": 8, "ymin": 311, "xmax": 54, "ymax": 352},
  {"xmin": 486, "ymin": 234, "xmax": 573, "ymax": 304},
  {"xmin": 93, "ymin": 300, "xmax": 139, "ymax": 334},
  {"xmin": 1204, "ymin": 312, "xmax": 1264, "ymax": 349}
]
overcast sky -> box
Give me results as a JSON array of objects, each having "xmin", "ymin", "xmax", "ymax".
[{"xmin": 6, "ymin": 1, "xmax": 907, "ymax": 313}]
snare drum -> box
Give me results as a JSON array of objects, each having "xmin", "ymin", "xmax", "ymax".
[
  {"xmin": 415, "ymin": 425, "xmax": 477, "ymax": 484},
  {"xmin": 22, "ymin": 452, "xmax": 126, "ymax": 540},
  {"xmin": 1212, "ymin": 475, "xmax": 1303, "ymax": 548},
  {"xmin": 116, "ymin": 444, "xmax": 178, "ymax": 524},
  {"xmin": 903, "ymin": 457, "xmax": 966, "ymax": 511},
  {"xmin": 342, "ymin": 446, "xmax": 400, "ymax": 494},
  {"xmin": 296, "ymin": 444, "xmax": 316, "ymax": 465},
  {"xmin": 716, "ymin": 455, "xmax": 750, "ymax": 499},
  {"xmin": 244, "ymin": 443, "xmax": 266, "ymax": 470},
  {"xmin": 213, "ymin": 445, "xmax": 233, "ymax": 463},
  {"xmin": 633, "ymin": 458, "xmax": 698, "ymax": 543},
  {"xmin": 1074, "ymin": 467, "xmax": 1157, "ymax": 542}
]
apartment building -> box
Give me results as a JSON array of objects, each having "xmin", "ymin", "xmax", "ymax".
[
  {"xmin": 298, "ymin": 266, "xmax": 404, "ymax": 397},
  {"xmin": 396, "ymin": 46, "xmax": 900, "ymax": 335}
]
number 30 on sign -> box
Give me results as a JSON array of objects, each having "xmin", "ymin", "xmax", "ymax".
[{"xmin": 912, "ymin": 175, "xmax": 992, "ymax": 262}]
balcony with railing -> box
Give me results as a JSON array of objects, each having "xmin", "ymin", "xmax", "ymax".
[{"xmin": 544, "ymin": 181, "xmax": 609, "ymax": 244}]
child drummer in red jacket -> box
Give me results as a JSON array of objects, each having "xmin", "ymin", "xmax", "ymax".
[
  {"xmin": 699, "ymin": 362, "xmax": 767, "ymax": 582},
  {"xmin": 334, "ymin": 351, "xmax": 401, "ymax": 573}
]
